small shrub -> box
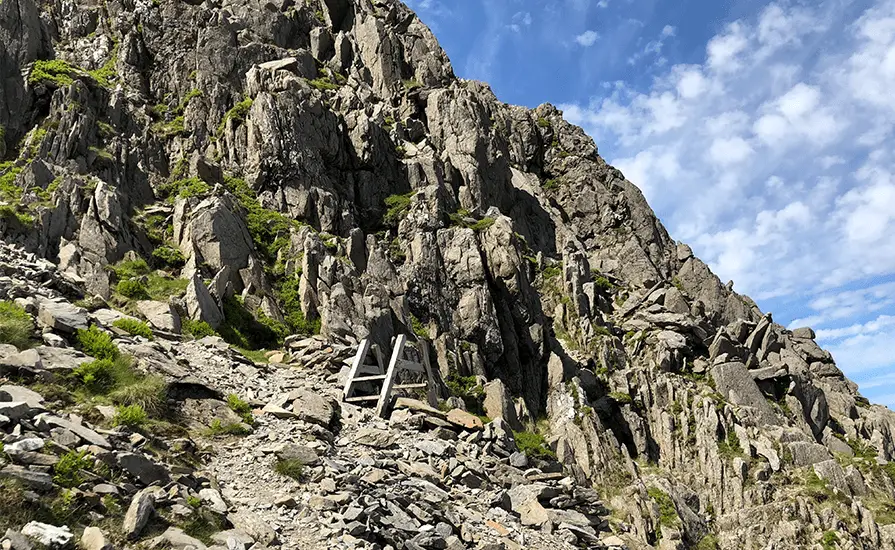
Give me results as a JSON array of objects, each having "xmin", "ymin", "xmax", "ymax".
[
  {"xmin": 76, "ymin": 326, "xmax": 119, "ymax": 360},
  {"xmin": 227, "ymin": 394, "xmax": 254, "ymax": 424},
  {"xmin": 152, "ymin": 116, "xmax": 187, "ymax": 138},
  {"xmin": 696, "ymin": 534, "xmax": 719, "ymax": 550},
  {"xmin": 647, "ymin": 487, "xmax": 679, "ymax": 528},
  {"xmin": 216, "ymin": 295, "xmax": 284, "ymax": 350},
  {"xmin": 112, "ymin": 318, "xmax": 154, "ymax": 340},
  {"xmin": 410, "ymin": 314, "xmax": 429, "ymax": 339},
  {"xmin": 718, "ymin": 429, "xmax": 743, "ymax": 459},
  {"xmin": 183, "ymin": 319, "xmax": 218, "ymax": 339},
  {"xmin": 116, "ymin": 279, "xmax": 150, "ymax": 300},
  {"xmin": 113, "ymin": 404, "xmax": 148, "ymax": 428},
  {"xmin": 469, "ymin": 217, "xmax": 496, "ymax": 232},
  {"xmin": 541, "ymin": 264, "xmax": 562, "ymax": 279},
  {"xmin": 274, "ymin": 458, "xmax": 304, "ymax": 481},
  {"xmin": 29, "ymin": 59, "xmax": 81, "ymax": 87},
  {"xmin": 110, "ymin": 258, "xmax": 150, "ymax": 280},
  {"xmin": 73, "ymin": 359, "xmax": 117, "ymax": 393},
  {"xmin": 543, "ymin": 178, "xmax": 560, "ymax": 190},
  {"xmin": 204, "ymin": 419, "xmax": 252, "ymax": 437},
  {"xmin": 187, "ymin": 495, "xmax": 202, "ymax": 509},
  {"xmin": 217, "ymin": 97, "xmax": 253, "ymax": 136},
  {"xmin": 223, "ymin": 175, "xmax": 299, "ymax": 261},
  {"xmin": 402, "ymin": 78, "xmax": 422, "ymax": 90},
  {"xmin": 88, "ymin": 45, "xmax": 119, "ymax": 89},
  {"xmin": 608, "ymin": 392, "xmax": 633, "ymax": 405},
  {"xmin": 158, "ymin": 177, "xmax": 210, "ymax": 202},
  {"xmin": 53, "ymin": 450, "xmax": 93, "ymax": 488},
  {"xmin": 821, "ymin": 530, "xmax": 839, "ymax": 550},
  {"xmin": 152, "ymin": 246, "xmax": 186, "ymax": 269},
  {"xmin": 0, "ymin": 301, "xmax": 34, "ymax": 349},
  {"xmin": 309, "ymin": 77, "xmax": 339, "ymax": 91},
  {"xmin": 277, "ymin": 277, "xmax": 321, "ymax": 336},
  {"xmin": 383, "ymin": 192, "xmax": 414, "ymax": 228},
  {"xmin": 514, "ymin": 430, "xmax": 556, "ymax": 460},
  {"xmin": 388, "ymin": 237, "xmax": 406, "ymax": 264},
  {"xmin": 537, "ymin": 117, "xmax": 551, "ymax": 128},
  {"xmin": 594, "ymin": 276, "xmax": 615, "ymax": 292}
]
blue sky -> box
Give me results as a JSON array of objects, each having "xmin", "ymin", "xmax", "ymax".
[{"xmin": 406, "ymin": 0, "xmax": 895, "ymax": 407}]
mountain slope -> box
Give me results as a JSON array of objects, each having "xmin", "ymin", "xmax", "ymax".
[{"xmin": 1, "ymin": 0, "xmax": 895, "ymax": 548}]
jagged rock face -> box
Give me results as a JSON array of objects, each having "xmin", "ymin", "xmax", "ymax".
[{"xmin": 3, "ymin": 0, "xmax": 895, "ymax": 548}]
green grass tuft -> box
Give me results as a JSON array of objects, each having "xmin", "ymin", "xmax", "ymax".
[
  {"xmin": 151, "ymin": 245, "xmax": 186, "ymax": 269},
  {"xmin": 513, "ymin": 430, "xmax": 556, "ymax": 460},
  {"xmin": 88, "ymin": 45, "xmax": 119, "ymax": 89},
  {"xmin": 608, "ymin": 391, "xmax": 633, "ymax": 405},
  {"xmin": 309, "ymin": 77, "xmax": 340, "ymax": 91},
  {"xmin": 113, "ymin": 404, "xmax": 148, "ymax": 428},
  {"xmin": 53, "ymin": 450, "xmax": 93, "ymax": 488},
  {"xmin": 217, "ymin": 97, "xmax": 253, "ymax": 136},
  {"xmin": 76, "ymin": 326, "xmax": 119, "ymax": 360},
  {"xmin": 112, "ymin": 318, "xmax": 154, "ymax": 340},
  {"xmin": 821, "ymin": 530, "xmax": 839, "ymax": 550},
  {"xmin": 116, "ymin": 279, "xmax": 150, "ymax": 300},
  {"xmin": 204, "ymin": 419, "xmax": 252, "ymax": 437},
  {"xmin": 183, "ymin": 319, "xmax": 218, "ymax": 339},
  {"xmin": 108, "ymin": 375, "xmax": 167, "ymax": 416},
  {"xmin": 226, "ymin": 393, "xmax": 254, "ymax": 424},
  {"xmin": 383, "ymin": 192, "xmax": 414, "ymax": 228},
  {"xmin": 0, "ymin": 301, "xmax": 35, "ymax": 349},
  {"xmin": 29, "ymin": 59, "xmax": 81, "ymax": 87},
  {"xmin": 695, "ymin": 534, "xmax": 720, "ymax": 550},
  {"xmin": 158, "ymin": 177, "xmax": 211, "ymax": 203},
  {"xmin": 274, "ymin": 458, "xmax": 304, "ymax": 481},
  {"xmin": 277, "ymin": 277, "xmax": 322, "ymax": 336},
  {"xmin": 718, "ymin": 429, "xmax": 743, "ymax": 459},
  {"xmin": 648, "ymin": 487, "xmax": 679, "ymax": 530},
  {"xmin": 410, "ymin": 314, "xmax": 430, "ymax": 339}
]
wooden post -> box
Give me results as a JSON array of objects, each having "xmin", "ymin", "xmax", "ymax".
[
  {"xmin": 342, "ymin": 338, "xmax": 371, "ymax": 400},
  {"xmin": 376, "ymin": 334, "xmax": 407, "ymax": 418}
]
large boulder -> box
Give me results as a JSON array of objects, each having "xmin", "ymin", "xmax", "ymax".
[
  {"xmin": 710, "ymin": 362, "xmax": 776, "ymax": 425},
  {"xmin": 184, "ymin": 274, "xmax": 223, "ymax": 329},
  {"xmin": 483, "ymin": 379, "xmax": 523, "ymax": 431},
  {"xmin": 174, "ymin": 194, "xmax": 256, "ymax": 293},
  {"xmin": 122, "ymin": 488, "xmax": 155, "ymax": 539},
  {"xmin": 136, "ymin": 300, "xmax": 181, "ymax": 333},
  {"xmin": 36, "ymin": 299, "xmax": 88, "ymax": 333}
]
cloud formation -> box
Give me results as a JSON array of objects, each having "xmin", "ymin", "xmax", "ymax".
[
  {"xmin": 575, "ymin": 30, "xmax": 599, "ymax": 47},
  {"xmin": 560, "ymin": 0, "xmax": 895, "ymax": 404}
]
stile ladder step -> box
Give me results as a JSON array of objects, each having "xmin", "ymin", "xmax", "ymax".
[
  {"xmin": 394, "ymin": 383, "xmax": 428, "ymax": 390},
  {"xmin": 352, "ymin": 375, "xmax": 388, "ymax": 383},
  {"xmin": 345, "ymin": 395, "xmax": 381, "ymax": 403}
]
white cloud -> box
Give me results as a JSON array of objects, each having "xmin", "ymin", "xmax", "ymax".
[
  {"xmin": 708, "ymin": 137, "xmax": 753, "ymax": 165},
  {"xmin": 676, "ymin": 68, "xmax": 708, "ymax": 99},
  {"xmin": 707, "ymin": 22, "xmax": 749, "ymax": 72},
  {"xmin": 816, "ymin": 314, "xmax": 895, "ymax": 340},
  {"xmin": 508, "ymin": 11, "xmax": 533, "ymax": 33},
  {"xmin": 575, "ymin": 30, "xmax": 599, "ymax": 47}
]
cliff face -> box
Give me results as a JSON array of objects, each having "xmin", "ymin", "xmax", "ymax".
[{"xmin": 1, "ymin": 0, "xmax": 895, "ymax": 548}]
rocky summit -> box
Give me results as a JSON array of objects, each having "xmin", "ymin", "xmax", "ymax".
[{"xmin": 0, "ymin": 0, "xmax": 894, "ymax": 549}]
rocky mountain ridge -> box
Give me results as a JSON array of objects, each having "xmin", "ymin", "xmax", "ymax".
[{"xmin": 1, "ymin": 0, "xmax": 895, "ymax": 548}]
